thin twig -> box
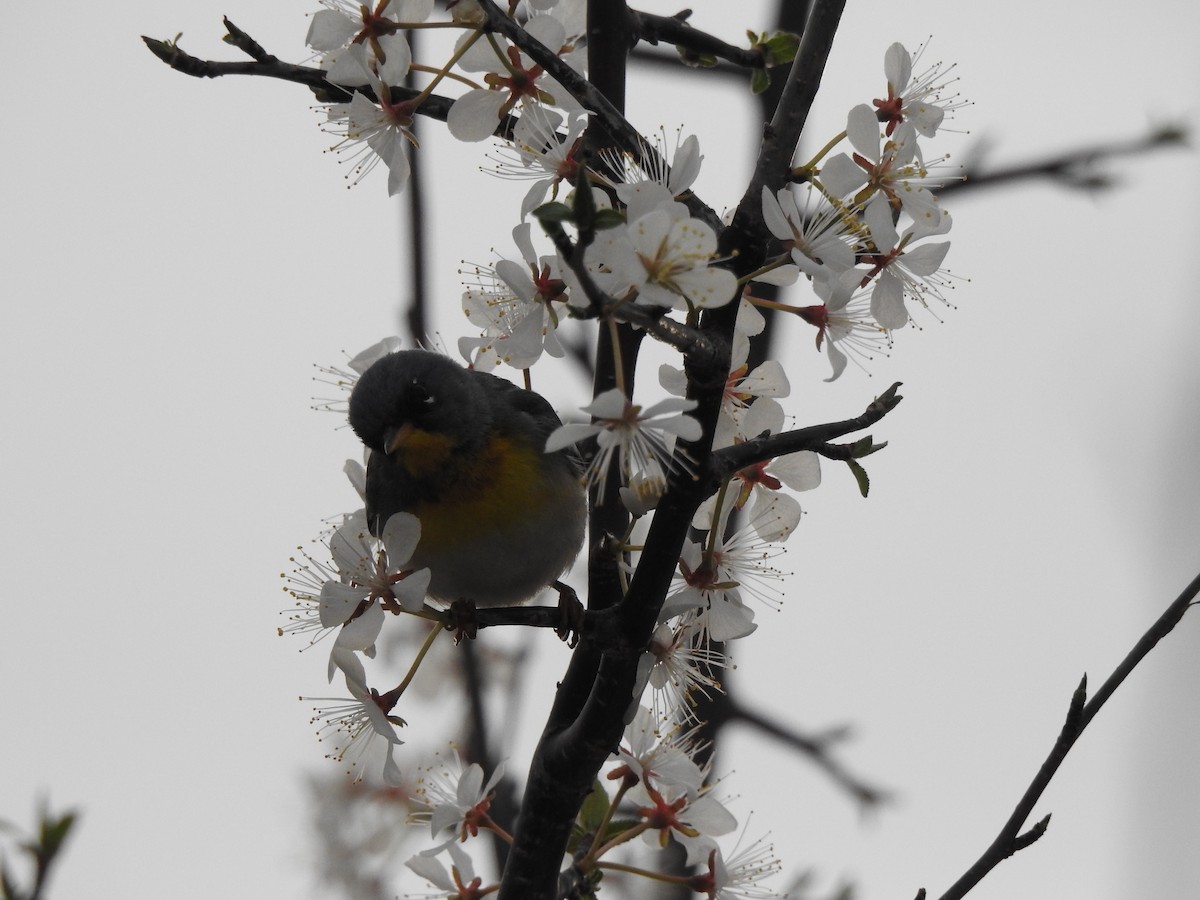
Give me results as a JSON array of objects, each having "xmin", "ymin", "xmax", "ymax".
[
  {"xmin": 711, "ymin": 382, "xmax": 902, "ymax": 476},
  {"xmin": 540, "ymin": 221, "xmax": 725, "ymax": 367},
  {"xmin": 403, "ymin": 28, "xmax": 431, "ymax": 343},
  {"xmin": 938, "ymin": 125, "xmax": 1187, "ymax": 198},
  {"xmin": 474, "ymin": 0, "xmax": 723, "ymax": 230},
  {"xmin": 730, "ymin": 0, "xmax": 847, "ymax": 246},
  {"xmin": 708, "ymin": 690, "xmax": 891, "ymax": 808},
  {"xmin": 630, "ymin": 9, "xmax": 765, "ymax": 69},
  {"xmin": 929, "ymin": 570, "xmax": 1200, "ymax": 900},
  {"xmin": 142, "ymin": 27, "xmax": 476, "ymax": 128}
]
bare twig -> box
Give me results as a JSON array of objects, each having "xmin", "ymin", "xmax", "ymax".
[
  {"xmin": 938, "ymin": 125, "xmax": 1187, "ymax": 198},
  {"xmin": 730, "ymin": 0, "xmax": 847, "ymax": 246},
  {"xmin": 539, "ymin": 220, "xmax": 726, "ymax": 367},
  {"xmin": 704, "ymin": 689, "xmax": 891, "ymax": 808},
  {"xmin": 141, "ymin": 29, "xmax": 460, "ymax": 118},
  {"xmin": 631, "ymin": 9, "xmax": 765, "ymax": 69},
  {"xmin": 711, "ymin": 382, "xmax": 903, "ymax": 476},
  {"xmin": 926, "ymin": 570, "xmax": 1200, "ymax": 900},
  {"xmin": 474, "ymin": 0, "xmax": 723, "ymax": 230}
]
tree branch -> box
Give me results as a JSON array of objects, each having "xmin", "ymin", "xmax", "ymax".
[
  {"xmin": 630, "ymin": 9, "xmax": 764, "ymax": 69},
  {"xmin": 142, "ymin": 28, "xmax": 464, "ymax": 122},
  {"xmin": 927, "ymin": 569, "xmax": 1200, "ymax": 900},
  {"xmin": 402, "ymin": 28, "xmax": 432, "ymax": 344},
  {"xmin": 730, "ymin": 0, "xmax": 846, "ymax": 245},
  {"xmin": 474, "ymin": 0, "xmax": 723, "ymax": 230},
  {"xmin": 497, "ymin": 3, "xmax": 647, "ymax": 896},
  {"xmin": 711, "ymin": 382, "xmax": 902, "ymax": 476},
  {"xmin": 540, "ymin": 220, "xmax": 726, "ymax": 368},
  {"xmin": 703, "ymin": 687, "xmax": 891, "ymax": 808},
  {"xmin": 937, "ymin": 125, "xmax": 1187, "ymax": 198},
  {"xmin": 477, "ymin": 0, "xmax": 642, "ymax": 156}
]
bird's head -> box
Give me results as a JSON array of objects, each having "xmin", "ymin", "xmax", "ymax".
[{"xmin": 348, "ymin": 351, "xmax": 493, "ymax": 472}]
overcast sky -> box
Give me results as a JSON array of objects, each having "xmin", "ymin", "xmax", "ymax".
[{"xmin": 2, "ymin": 2, "xmax": 1198, "ymax": 899}]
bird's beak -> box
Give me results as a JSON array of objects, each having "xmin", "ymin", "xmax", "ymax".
[{"xmin": 383, "ymin": 422, "xmax": 414, "ymax": 455}]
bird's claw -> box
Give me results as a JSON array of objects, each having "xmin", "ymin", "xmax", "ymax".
[
  {"xmin": 553, "ymin": 580, "xmax": 584, "ymax": 647},
  {"xmin": 447, "ymin": 598, "xmax": 479, "ymax": 643}
]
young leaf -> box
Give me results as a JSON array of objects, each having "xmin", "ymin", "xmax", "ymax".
[
  {"xmin": 577, "ymin": 780, "xmax": 611, "ymax": 834},
  {"xmin": 592, "ymin": 208, "xmax": 627, "ymax": 231},
  {"xmin": 533, "ymin": 201, "xmax": 575, "ymax": 227},
  {"xmin": 847, "ymin": 458, "xmax": 870, "ymax": 497},
  {"xmin": 763, "ymin": 32, "xmax": 801, "ymax": 66}
]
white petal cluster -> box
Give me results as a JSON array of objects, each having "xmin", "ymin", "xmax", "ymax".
[
  {"xmin": 458, "ymin": 224, "xmax": 569, "ymax": 371},
  {"xmin": 750, "ymin": 39, "xmax": 965, "ymax": 377}
]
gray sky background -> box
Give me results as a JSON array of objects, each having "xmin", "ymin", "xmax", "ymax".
[{"xmin": 2, "ymin": 2, "xmax": 1198, "ymax": 898}]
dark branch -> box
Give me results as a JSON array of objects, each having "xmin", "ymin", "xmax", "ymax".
[
  {"xmin": 471, "ymin": 604, "xmax": 575, "ymax": 631},
  {"xmin": 475, "ymin": 0, "xmax": 722, "ymax": 230},
  {"xmin": 719, "ymin": 698, "xmax": 891, "ymax": 808},
  {"xmin": 931, "ymin": 570, "xmax": 1200, "ymax": 900},
  {"xmin": 711, "ymin": 382, "xmax": 902, "ymax": 476},
  {"xmin": 540, "ymin": 220, "xmax": 725, "ymax": 368},
  {"xmin": 730, "ymin": 0, "xmax": 846, "ymax": 245},
  {"xmin": 144, "ymin": 31, "xmax": 353, "ymax": 99},
  {"xmin": 464, "ymin": 604, "xmax": 675, "ymax": 672},
  {"xmin": 477, "ymin": 0, "xmax": 644, "ymax": 156},
  {"xmin": 497, "ymin": 3, "xmax": 647, "ymax": 896},
  {"xmin": 1079, "ymin": 573, "xmax": 1200, "ymax": 733},
  {"xmin": 221, "ymin": 16, "xmax": 273, "ymax": 63},
  {"xmin": 1011, "ymin": 814, "xmax": 1052, "ymax": 853},
  {"xmin": 142, "ymin": 25, "xmax": 493, "ymax": 129},
  {"xmin": 630, "ymin": 9, "xmax": 764, "ymax": 69},
  {"xmin": 938, "ymin": 125, "xmax": 1187, "ymax": 198},
  {"xmin": 402, "ymin": 29, "xmax": 431, "ymax": 343}
]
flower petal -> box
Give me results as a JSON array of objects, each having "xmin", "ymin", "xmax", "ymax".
[{"xmin": 447, "ymin": 90, "xmax": 505, "ymax": 142}]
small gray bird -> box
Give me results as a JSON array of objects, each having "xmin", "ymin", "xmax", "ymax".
[{"xmin": 348, "ymin": 350, "xmax": 586, "ymax": 607}]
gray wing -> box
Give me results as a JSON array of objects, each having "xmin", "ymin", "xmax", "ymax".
[{"xmin": 470, "ymin": 370, "xmax": 585, "ymax": 477}]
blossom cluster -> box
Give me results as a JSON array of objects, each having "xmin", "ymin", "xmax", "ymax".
[
  {"xmin": 282, "ymin": 338, "xmax": 428, "ymax": 786},
  {"xmin": 279, "ymin": 9, "xmax": 967, "ymax": 894},
  {"xmin": 750, "ymin": 41, "xmax": 964, "ymax": 378},
  {"xmin": 282, "ymin": 331, "xmax": 790, "ymax": 895},
  {"xmin": 304, "ymin": 0, "xmax": 961, "ymax": 376},
  {"xmin": 308, "ymin": 0, "xmax": 586, "ymax": 194},
  {"xmin": 524, "ymin": 36, "xmax": 963, "ymax": 726},
  {"xmin": 444, "ymin": 46, "xmax": 960, "ymax": 383},
  {"xmin": 394, "ymin": 711, "xmax": 782, "ymax": 898}
]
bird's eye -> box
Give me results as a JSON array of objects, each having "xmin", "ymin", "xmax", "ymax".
[{"xmin": 410, "ymin": 380, "xmax": 436, "ymax": 407}]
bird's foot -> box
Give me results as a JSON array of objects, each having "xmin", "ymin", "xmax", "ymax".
[
  {"xmin": 552, "ymin": 580, "xmax": 584, "ymax": 647},
  {"xmin": 447, "ymin": 598, "xmax": 479, "ymax": 643}
]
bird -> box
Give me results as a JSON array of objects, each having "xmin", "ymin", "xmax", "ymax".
[{"xmin": 347, "ymin": 349, "xmax": 587, "ymax": 610}]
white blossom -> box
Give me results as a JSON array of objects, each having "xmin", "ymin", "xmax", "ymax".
[
  {"xmin": 545, "ymin": 388, "xmax": 702, "ymax": 494},
  {"xmin": 606, "ymin": 209, "xmax": 738, "ymax": 310}
]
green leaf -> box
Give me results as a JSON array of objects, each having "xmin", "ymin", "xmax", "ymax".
[
  {"xmin": 847, "ymin": 458, "xmax": 870, "ymax": 497},
  {"xmin": 533, "ymin": 201, "xmax": 574, "ymax": 226},
  {"xmin": 591, "ymin": 208, "xmax": 627, "ymax": 231},
  {"xmin": 38, "ymin": 811, "xmax": 77, "ymax": 858},
  {"xmin": 848, "ymin": 435, "xmax": 887, "ymax": 459},
  {"xmin": 751, "ymin": 68, "xmax": 770, "ymax": 94},
  {"xmin": 577, "ymin": 780, "xmax": 611, "ymax": 834},
  {"xmin": 763, "ymin": 32, "xmax": 801, "ymax": 66}
]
